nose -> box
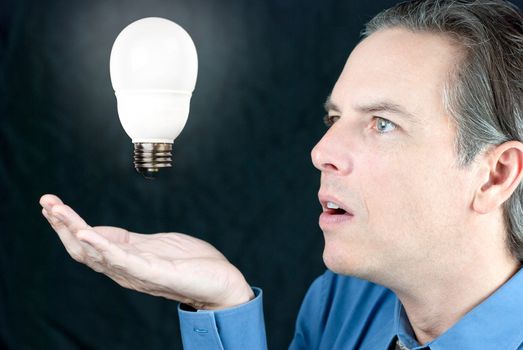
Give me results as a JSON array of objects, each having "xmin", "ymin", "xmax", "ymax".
[{"xmin": 311, "ymin": 126, "xmax": 352, "ymax": 175}]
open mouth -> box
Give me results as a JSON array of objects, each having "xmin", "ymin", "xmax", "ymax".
[
  {"xmin": 319, "ymin": 199, "xmax": 354, "ymax": 227},
  {"xmin": 323, "ymin": 200, "xmax": 352, "ymax": 216},
  {"xmin": 325, "ymin": 208, "xmax": 347, "ymax": 215}
]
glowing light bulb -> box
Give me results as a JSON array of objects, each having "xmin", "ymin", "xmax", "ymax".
[{"xmin": 110, "ymin": 17, "xmax": 198, "ymax": 179}]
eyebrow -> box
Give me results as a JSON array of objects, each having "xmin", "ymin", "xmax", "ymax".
[
  {"xmin": 324, "ymin": 95, "xmax": 341, "ymax": 113},
  {"xmin": 323, "ymin": 95, "xmax": 421, "ymax": 125}
]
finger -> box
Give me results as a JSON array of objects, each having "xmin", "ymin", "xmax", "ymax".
[
  {"xmin": 77, "ymin": 229, "xmax": 111, "ymax": 249},
  {"xmin": 42, "ymin": 207, "xmax": 67, "ymax": 230},
  {"xmin": 51, "ymin": 204, "xmax": 91, "ymax": 234},
  {"xmin": 92, "ymin": 226, "xmax": 132, "ymax": 244},
  {"xmin": 39, "ymin": 194, "xmax": 64, "ymax": 211},
  {"xmin": 42, "ymin": 208, "xmax": 62, "ymax": 227},
  {"xmin": 77, "ymin": 229, "xmax": 131, "ymax": 266},
  {"xmin": 45, "ymin": 205, "xmax": 92, "ymax": 262},
  {"xmin": 76, "ymin": 230, "xmax": 121, "ymax": 274},
  {"xmin": 79, "ymin": 238, "xmax": 109, "ymax": 264},
  {"xmin": 42, "ymin": 204, "xmax": 108, "ymax": 268},
  {"xmin": 42, "ymin": 207, "xmax": 86, "ymax": 262},
  {"xmin": 77, "ymin": 229, "xmax": 151, "ymax": 280}
]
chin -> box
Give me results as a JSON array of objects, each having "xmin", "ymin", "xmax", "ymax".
[
  {"xmin": 322, "ymin": 243, "xmax": 378, "ymax": 282},
  {"xmin": 322, "ymin": 245, "xmax": 357, "ymax": 276}
]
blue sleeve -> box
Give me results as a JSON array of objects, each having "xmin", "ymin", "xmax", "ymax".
[
  {"xmin": 288, "ymin": 271, "xmax": 329, "ymax": 350},
  {"xmin": 177, "ymin": 287, "xmax": 267, "ymax": 350}
]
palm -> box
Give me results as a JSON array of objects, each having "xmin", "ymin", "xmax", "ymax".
[{"xmin": 40, "ymin": 194, "xmax": 252, "ymax": 310}]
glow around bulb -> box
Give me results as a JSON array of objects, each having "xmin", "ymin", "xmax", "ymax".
[{"xmin": 109, "ymin": 17, "xmax": 198, "ymax": 178}]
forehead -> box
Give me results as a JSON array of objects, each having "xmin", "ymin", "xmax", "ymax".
[{"xmin": 330, "ymin": 28, "xmax": 460, "ymax": 120}]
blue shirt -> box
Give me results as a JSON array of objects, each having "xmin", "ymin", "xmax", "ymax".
[{"xmin": 178, "ymin": 267, "xmax": 523, "ymax": 349}]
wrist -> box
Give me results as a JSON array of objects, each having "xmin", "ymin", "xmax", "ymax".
[{"xmin": 205, "ymin": 283, "xmax": 255, "ymax": 310}]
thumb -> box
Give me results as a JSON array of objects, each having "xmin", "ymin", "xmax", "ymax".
[
  {"xmin": 77, "ymin": 229, "xmax": 110, "ymax": 250},
  {"xmin": 77, "ymin": 229, "xmax": 130, "ymax": 267}
]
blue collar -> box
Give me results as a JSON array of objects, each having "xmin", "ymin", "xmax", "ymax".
[{"xmin": 392, "ymin": 267, "xmax": 523, "ymax": 350}]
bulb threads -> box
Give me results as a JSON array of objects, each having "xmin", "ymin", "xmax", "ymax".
[{"xmin": 133, "ymin": 142, "xmax": 172, "ymax": 180}]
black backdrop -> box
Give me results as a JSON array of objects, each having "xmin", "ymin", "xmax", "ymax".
[{"xmin": 3, "ymin": 0, "xmax": 521, "ymax": 349}]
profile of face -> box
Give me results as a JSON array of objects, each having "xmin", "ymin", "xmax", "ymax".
[{"xmin": 311, "ymin": 28, "xmax": 484, "ymax": 285}]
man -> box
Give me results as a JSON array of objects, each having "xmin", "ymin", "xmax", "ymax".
[{"xmin": 40, "ymin": 0, "xmax": 523, "ymax": 349}]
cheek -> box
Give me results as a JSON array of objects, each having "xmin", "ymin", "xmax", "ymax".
[{"xmin": 359, "ymin": 146, "xmax": 460, "ymax": 247}]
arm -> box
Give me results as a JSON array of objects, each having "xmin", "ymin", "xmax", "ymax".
[
  {"xmin": 39, "ymin": 193, "xmax": 265, "ymax": 347},
  {"xmin": 178, "ymin": 287, "xmax": 267, "ymax": 350}
]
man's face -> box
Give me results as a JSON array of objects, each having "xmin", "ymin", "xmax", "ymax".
[{"xmin": 311, "ymin": 28, "xmax": 480, "ymax": 285}]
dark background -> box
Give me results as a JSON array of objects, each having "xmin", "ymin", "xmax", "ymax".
[{"xmin": 3, "ymin": 0, "xmax": 521, "ymax": 349}]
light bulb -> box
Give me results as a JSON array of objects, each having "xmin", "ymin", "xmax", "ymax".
[{"xmin": 109, "ymin": 17, "xmax": 198, "ymax": 179}]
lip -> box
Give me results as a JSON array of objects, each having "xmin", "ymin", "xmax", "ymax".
[
  {"xmin": 317, "ymin": 192, "xmax": 355, "ymax": 229},
  {"xmin": 317, "ymin": 193, "xmax": 354, "ymax": 215},
  {"xmin": 319, "ymin": 211, "xmax": 354, "ymax": 229}
]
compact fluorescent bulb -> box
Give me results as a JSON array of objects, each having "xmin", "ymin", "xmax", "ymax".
[{"xmin": 110, "ymin": 17, "xmax": 198, "ymax": 179}]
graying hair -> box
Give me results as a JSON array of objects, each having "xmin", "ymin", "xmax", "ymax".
[{"xmin": 363, "ymin": 0, "xmax": 523, "ymax": 262}]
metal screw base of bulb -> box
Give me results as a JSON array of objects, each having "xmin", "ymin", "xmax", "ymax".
[{"xmin": 133, "ymin": 143, "xmax": 172, "ymax": 180}]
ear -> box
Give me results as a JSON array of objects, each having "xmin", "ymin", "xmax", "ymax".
[{"xmin": 473, "ymin": 141, "xmax": 523, "ymax": 214}]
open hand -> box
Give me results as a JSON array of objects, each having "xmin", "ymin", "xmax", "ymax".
[{"xmin": 39, "ymin": 194, "xmax": 254, "ymax": 310}]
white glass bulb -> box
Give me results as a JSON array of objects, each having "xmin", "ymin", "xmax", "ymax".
[{"xmin": 109, "ymin": 17, "xmax": 198, "ymax": 179}]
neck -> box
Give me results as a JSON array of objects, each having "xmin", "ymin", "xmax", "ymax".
[{"xmin": 390, "ymin": 226, "xmax": 521, "ymax": 345}]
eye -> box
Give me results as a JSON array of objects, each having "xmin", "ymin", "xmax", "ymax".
[
  {"xmin": 373, "ymin": 117, "xmax": 397, "ymax": 134},
  {"xmin": 323, "ymin": 114, "xmax": 340, "ymax": 127}
]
